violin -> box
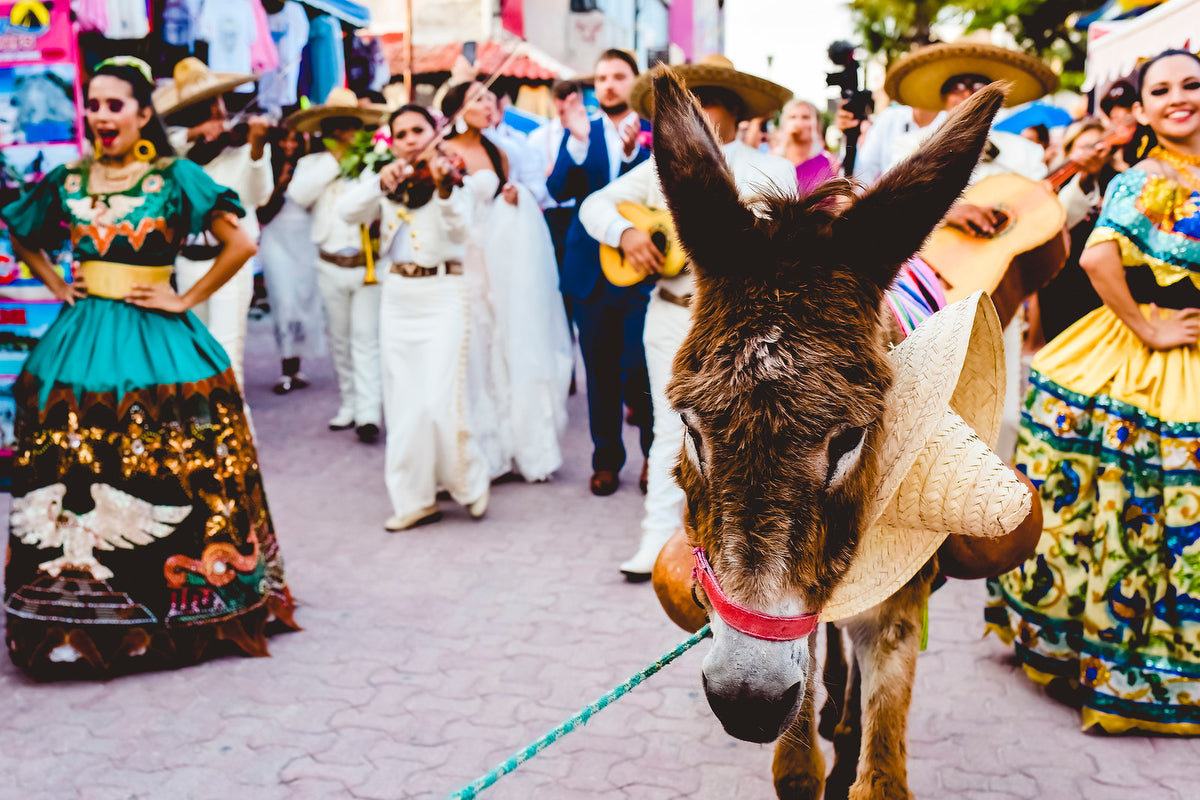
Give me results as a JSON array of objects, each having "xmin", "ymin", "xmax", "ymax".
[
  {"xmin": 385, "ymin": 145, "xmax": 468, "ymax": 209},
  {"xmin": 188, "ymin": 124, "xmax": 250, "ymax": 165}
]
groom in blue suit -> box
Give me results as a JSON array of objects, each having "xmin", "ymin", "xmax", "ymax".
[{"xmin": 547, "ymin": 49, "xmax": 653, "ymax": 496}]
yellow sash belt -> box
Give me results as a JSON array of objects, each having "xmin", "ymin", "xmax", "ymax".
[{"xmin": 79, "ymin": 261, "xmax": 173, "ymax": 300}]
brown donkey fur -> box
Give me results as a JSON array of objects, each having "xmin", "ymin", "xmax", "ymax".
[{"xmin": 651, "ymin": 65, "xmax": 1003, "ymax": 799}]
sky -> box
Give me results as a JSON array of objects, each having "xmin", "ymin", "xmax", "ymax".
[{"xmin": 724, "ymin": 0, "xmax": 857, "ymax": 112}]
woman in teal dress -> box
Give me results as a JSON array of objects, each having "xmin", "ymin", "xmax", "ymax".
[
  {"xmin": 1, "ymin": 58, "xmax": 297, "ymax": 678},
  {"xmin": 987, "ymin": 50, "xmax": 1200, "ymax": 733}
]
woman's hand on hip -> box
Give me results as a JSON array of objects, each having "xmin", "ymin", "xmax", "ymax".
[
  {"xmin": 1140, "ymin": 304, "xmax": 1200, "ymax": 349},
  {"xmin": 57, "ymin": 266, "xmax": 87, "ymax": 306},
  {"xmin": 125, "ymin": 283, "xmax": 189, "ymax": 314}
]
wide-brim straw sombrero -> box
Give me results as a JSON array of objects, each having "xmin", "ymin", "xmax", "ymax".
[
  {"xmin": 631, "ymin": 54, "xmax": 792, "ymax": 120},
  {"xmin": 822, "ymin": 291, "xmax": 1031, "ymax": 621},
  {"xmin": 153, "ymin": 57, "xmax": 257, "ymax": 118},
  {"xmin": 284, "ymin": 87, "xmax": 387, "ymax": 134},
  {"xmin": 884, "ymin": 42, "xmax": 1058, "ymax": 112}
]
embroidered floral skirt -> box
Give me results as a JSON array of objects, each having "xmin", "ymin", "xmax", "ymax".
[
  {"xmin": 986, "ymin": 305, "xmax": 1200, "ymax": 734},
  {"xmin": 4, "ymin": 297, "xmax": 297, "ymax": 678}
]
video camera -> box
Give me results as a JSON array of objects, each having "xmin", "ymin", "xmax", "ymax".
[
  {"xmin": 825, "ymin": 40, "xmax": 873, "ymax": 177},
  {"xmin": 826, "ymin": 41, "xmax": 873, "ymax": 119}
]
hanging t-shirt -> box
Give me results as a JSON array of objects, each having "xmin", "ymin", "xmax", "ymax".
[
  {"xmin": 197, "ymin": 0, "xmax": 256, "ymax": 76},
  {"xmin": 161, "ymin": 0, "xmax": 196, "ymax": 51},
  {"xmin": 258, "ymin": 0, "xmax": 308, "ymax": 112},
  {"xmin": 104, "ymin": 0, "xmax": 150, "ymax": 38},
  {"xmin": 306, "ymin": 14, "xmax": 345, "ymax": 108}
]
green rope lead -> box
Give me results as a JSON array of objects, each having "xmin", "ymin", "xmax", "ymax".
[{"xmin": 445, "ymin": 624, "xmax": 712, "ymax": 800}]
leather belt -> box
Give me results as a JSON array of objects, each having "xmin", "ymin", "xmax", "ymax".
[
  {"xmin": 319, "ymin": 249, "xmax": 367, "ymax": 268},
  {"xmin": 658, "ymin": 286, "xmax": 692, "ymax": 308},
  {"xmin": 391, "ymin": 260, "xmax": 463, "ymax": 278},
  {"xmin": 180, "ymin": 243, "xmax": 223, "ymax": 261}
]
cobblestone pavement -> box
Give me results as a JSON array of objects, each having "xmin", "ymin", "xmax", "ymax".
[{"xmin": 3, "ymin": 317, "xmax": 1198, "ymax": 800}]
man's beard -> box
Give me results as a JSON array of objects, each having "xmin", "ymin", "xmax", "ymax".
[{"xmin": 600, "ymin": 101, "xmax": 629, "ymax": 116}]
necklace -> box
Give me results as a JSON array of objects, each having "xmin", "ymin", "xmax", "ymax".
[
  {"xmin": 88, "ymin": 157, "xmax": 150, "ymax": 195},
  {"xmin": 1150, "ymin": 145, "xmax": 1200, "ymax": 195},
  {"xmin": 1151, "ymin": 143, "xmax": 1200, "ymax": 166}
]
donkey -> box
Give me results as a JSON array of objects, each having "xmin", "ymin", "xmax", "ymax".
[{"xmin": 651, "ymin": 66, "xmax": 1005, "ymax": 800}]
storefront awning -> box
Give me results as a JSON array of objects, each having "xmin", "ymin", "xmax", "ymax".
[
  {"xmin": 301, "ymin": 0, "xmax": 370, "ymax": 27},
  {"xmin": 1084, "ymin": 0, "xmax": 1199, "ymax": 89}
]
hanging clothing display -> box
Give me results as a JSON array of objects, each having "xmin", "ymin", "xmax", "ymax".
[
  {"xmin": 197, "ymin": 0, "xmax": 256, "ymax": 76},
  {"xmin": 258, "ymin": 0, "xmax": 309, "ymax": 113},
  {"xmin": 306, "ymin": 14, "xmax": 345, "ymax": 109},
  {"xmin": 74, "ymin": 0, "xmax": 109, "ymax": 34},
  {"xmin": 161, "ymin": 0, "xmax": 196, "ymax": 51},
  {"xmin": 248, "ymin": 0, "xmax": 280, "ymax": 72},
  {"xmin": 104, "ymin": 0, "xmax": 150, "ymax": 39}
]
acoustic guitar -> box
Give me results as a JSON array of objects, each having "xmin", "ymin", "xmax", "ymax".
[
  {"xmin": 921, "ymin": 125, "xmax": 1134, "ymax": 327},
  {"xmin": 599, "ymin": 202, "xmax": 688, "ymax": 287}
]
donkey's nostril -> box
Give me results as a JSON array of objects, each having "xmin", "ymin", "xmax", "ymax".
[{"xmin": 702, "ymin": 676, "xmax": 803, "ymax": 744}]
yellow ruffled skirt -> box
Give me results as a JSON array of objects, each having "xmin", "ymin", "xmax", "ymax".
[{"xmin": 986, "ymin": 305, "xmax": 1200, "ymax": 734}]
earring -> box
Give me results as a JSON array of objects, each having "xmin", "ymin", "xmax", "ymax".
[
  {"xmin": 454, "ymin": 117, "xmax": 468, "ymax": 135},
  {"xmin": 93, "ymin": 140, "xmax": 102, "ymax": 160},
  {"xmin": 132, "ymin": 139, "xmax": 156, "ymax": 162}
]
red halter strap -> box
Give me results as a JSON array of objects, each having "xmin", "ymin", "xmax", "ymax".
[{"xmin": 692, "ymin": 547, "xmax": 821, "ymax": 642}]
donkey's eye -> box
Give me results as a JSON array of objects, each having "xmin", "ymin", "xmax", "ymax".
[
  {"xmin": 825, "ymin": 425, "xmax": 866, "ymax": 489},
  {"xmin": 681, "ymin": 414, "xmax": 706, "ymax": 475}
]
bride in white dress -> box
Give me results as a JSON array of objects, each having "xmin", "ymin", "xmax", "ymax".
[{"xmin": 442, "ymin": 83, "xmax": 572, "ymax": 483}]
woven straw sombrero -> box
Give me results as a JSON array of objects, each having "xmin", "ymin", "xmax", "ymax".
[
  {"xmin": 631, "ymin": 55, "xmax": 792, "ymax": 120},
  {"xmin": 284, "ymin": 87, "xmax": 387, "ymax": 134},
  {"xmin": 822, "ymin": 291, "xmax": 1031, "ymax": 622},
  {"xmin": 153, "ymin": 57, "xmax": 257, "ymax": 118},
  {"xmin": 884, "ymin": 42, "xmax": 1058, "ymax": 112}
]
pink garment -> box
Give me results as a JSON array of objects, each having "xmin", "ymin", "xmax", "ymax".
[
  {"xmin": 249, "ymin": 0, "xmax": 280, "ymax": 73},
  {"xmin": 795, "ymin": 150, "xmax": 838, "ymax": 195},
  {"xmin": 74, "ymin": 0, "xmax": 108, "ymax": 33}
]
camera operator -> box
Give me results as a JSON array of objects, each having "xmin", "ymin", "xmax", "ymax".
[{"xmin": 825, "ymin": 41, "xmax": 874, "ymax": 178}]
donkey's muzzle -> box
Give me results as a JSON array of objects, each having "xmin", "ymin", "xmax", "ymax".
[{"xmin": 702, "ymin": 675, "xmax": 802, "ymax": 743}]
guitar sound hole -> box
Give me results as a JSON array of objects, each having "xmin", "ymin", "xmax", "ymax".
[
  {"xmin": 651, "ymin": 230, "xmax": 669, "ymax": 254},
  {"xmin": 992, "ymin": 210, "xmax": 1010, "ymax": 233}
]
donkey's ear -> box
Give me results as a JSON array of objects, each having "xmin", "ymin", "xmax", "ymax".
[
  {"xmin": 651, "ymin": 65, "xmax": 760, "ymax": 278},
  {"xmin": 833, "ymin": 82, "xmax": 1007, "ymax": 290}
]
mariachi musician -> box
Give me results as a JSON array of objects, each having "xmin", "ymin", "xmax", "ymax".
[
  {"xmin": 155, "ymin": 57, "xmax": 272, "ymax": 391},
  {"xmin": 880, "ymin": 42, "xmax": 1107, "ymax": 458},
  {"xmin": 285, "ymin": 89, "xmax": 387, "ymax": 444}
]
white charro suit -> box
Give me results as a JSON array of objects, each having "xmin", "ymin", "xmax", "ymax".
[
  {"xmin": 337, "ymin": 170, "xmax": 490, "ymax": 519},
  {"xmin": 287, "ymin": 152, "xmax": 382, "ymax": 429},
  {"xmin": 580, "ymin": 140, "xmax": 798, "ymax": 574},
  {"xmin": 171, "ymin": 132, "xmax": 273, "ymax": 390}
]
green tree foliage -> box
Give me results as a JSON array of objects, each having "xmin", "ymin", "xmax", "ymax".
[{"xmin": 849, "ymin": 0, "xmax": 1110, "ymax": 90}]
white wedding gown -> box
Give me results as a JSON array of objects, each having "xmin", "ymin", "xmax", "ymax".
[{"xmin": 463, "ymin": 171, "xmax": 572, "ymax": 482}]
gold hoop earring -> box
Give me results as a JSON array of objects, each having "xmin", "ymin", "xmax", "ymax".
[{"xmin": 133, "ymin": 139, "xmax": 156, "ymax": 162}]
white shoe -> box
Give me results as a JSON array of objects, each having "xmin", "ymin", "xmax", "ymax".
[
  {"xmin": 329, "ymin": 410, "xmax": 355, "ymax": 430},
  {"xmin": 385, "ymin": 505, "xmax": 441, "ymax": 531},
  {"xmin": 466, "ymin": 487, "xmax": 489, "ymax": 520},
  {"xmin": 619, "ymin": 531, "xmax": 675, "ymax": 582}
]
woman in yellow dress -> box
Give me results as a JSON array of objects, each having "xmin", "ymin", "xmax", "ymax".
[{"xmin": 987, "ymin": 49, "xmax": 1200, "ymax": 733}]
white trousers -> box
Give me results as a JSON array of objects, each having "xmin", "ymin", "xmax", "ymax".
[
  {"xmin": 176, "ymin": 257, "xmax": 253, "ymax": 389},
  {"xmin": 641, "ymin": 294, "xmax": 694, "ymax": 545},
  {"xmin": 316, "ymin": 259, "xmax": 383, "ymax": 427},
  {"xmin": 380, "ymin": 272, "xmax": 488, "ymax": 517}
]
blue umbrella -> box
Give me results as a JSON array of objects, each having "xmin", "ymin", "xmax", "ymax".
[{"xmin": 994, "ymin": 101, "xmax": 1074, "ymax": 134}]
